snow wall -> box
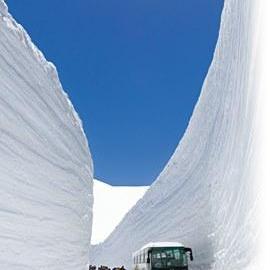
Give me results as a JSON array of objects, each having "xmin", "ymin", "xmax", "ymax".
[
  {"xmin": 90, "ymin": 0, "xmax": 270, "ymax": 269},
  {"xmin": 0, "ymin": 1, "xmax": 93, "ymax": 269}
]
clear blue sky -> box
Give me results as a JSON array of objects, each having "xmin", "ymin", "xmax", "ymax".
[{"xmin": 7, "ymin": 0, "xmax": 224, "ymax": 186}]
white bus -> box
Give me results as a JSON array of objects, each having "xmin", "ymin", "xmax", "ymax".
[{"xmin": 132, "ymin": 242, "xmax": 193, "ymax": 270}]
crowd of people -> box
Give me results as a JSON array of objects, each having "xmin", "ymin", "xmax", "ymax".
[{"xmin": 89, "ymin": 265, "xmax": 127, "ymax": 270}]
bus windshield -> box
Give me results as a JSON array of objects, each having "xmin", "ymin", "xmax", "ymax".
[{"xmin": 151, "ymin": 248, "xmax": 188, "ymax": 269}]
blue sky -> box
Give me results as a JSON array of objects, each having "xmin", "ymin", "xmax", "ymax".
[{"xmin": 7, "ymin": 0, "xmax": 224, "ymax": 186}]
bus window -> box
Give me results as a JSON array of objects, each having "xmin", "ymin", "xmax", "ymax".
[
  {"xmin": 152, "ymin": 251, "xmax": 163, "ymax": 268},
  {"xmin": 166, "ymin": 250, "xmax": 173, "ymax": 266},
  {"xmin": 151, "ymin": 248, "xmax": 188, "ymax": 269},
  {"xmin": 173, "ymin": 249, "xmax": 187, "ymax": 267},
  {"xmin": 173, "ymin": 249, "xmax": 180, "ymax": 260},
  {"xmin": 166, "ymin": 250, "xmax": 173, "ymax": 258}
]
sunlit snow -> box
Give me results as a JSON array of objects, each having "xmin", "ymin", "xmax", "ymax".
[
  {"xmin": 0, "ymin": 1, "xmax": 93, "ymax": 269},
  {"xmin": 1, "ymin": 0, "xmax": 270, "ymax": 269},
  {"xmin": 92, "ymin": 179, "xmax": 148, "ymax": 245},
  {"xmin": 90, "ymin": 0, "xmax": 270, "ymax": 269}
]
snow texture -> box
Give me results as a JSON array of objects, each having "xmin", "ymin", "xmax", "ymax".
[
  {"xmin": 0, "ymin": 1, "xmax": 93, "ymax": 269},
  {"xmin": 92, "ymin": 179, "xmax": 148, "ymax": 245},
  {"xmin": 90, "ymin": 0, "xmax": 270, "ymax": 269}
]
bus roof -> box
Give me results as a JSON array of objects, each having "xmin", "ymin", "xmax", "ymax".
[
  {"xmin": 133, "ymin": 242, "xmax": 185, "ymax": 255},
  {"xmin": 142, "ymin": 242, "xmax": 184, "ymax": 249}
]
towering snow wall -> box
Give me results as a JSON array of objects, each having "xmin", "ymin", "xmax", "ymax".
[
  {"xmin": 0, "ymin": 1, "xmax": 93, "ymax": 269},
  {"xmin": 90, "ymin": 0, "xmax": 270, "ymax": 269}
]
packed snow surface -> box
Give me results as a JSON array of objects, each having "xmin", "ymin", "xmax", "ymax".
[
  {"xmin": 0, "ymin": 1, "xmax": 93, "ymax": 269},
  {"xmin": 92, "ymin": 179, "xmax": 148, "ymax": 245},
  {"xmin": 90, "ymin": 0, "xmax": 270, "ymax": 269}
]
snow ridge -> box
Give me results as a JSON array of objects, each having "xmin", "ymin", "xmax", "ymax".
[
  {"xmin": 92, "ymin": 179, "xmax": 148, "ymax": 245},
  {"xmin": 0, "ymin": 0, "xmax": 88, "ymax": 141},
  {"xmin": 89, "ymin": 0, "xmax": 269, "ymax": 269},
  {"xmin": 0, "ymin": 0, "xmax": 7, "ymax": 16},
  {"xmin": 0, "ymin": 1, "xmax": 93, "ymax": 269}
]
